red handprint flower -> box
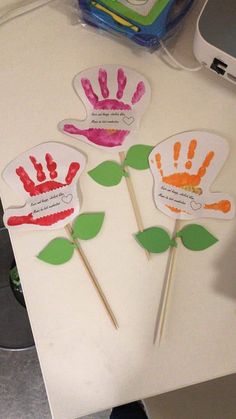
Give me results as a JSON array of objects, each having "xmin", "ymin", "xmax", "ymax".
[
  {"xmin": 58, "ymin": 65, "xmax": 150, "ymax": 150},
  {"xmin": 3, "ymin": 143, "xmax": 86, "ymax": 230}
]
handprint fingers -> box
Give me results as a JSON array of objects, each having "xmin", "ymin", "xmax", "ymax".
[
  {"xmin": 116, "ymin": 68, "xmax": 127, "ymax": 99},
  {"xmin": 81, "ymin": 78, "xmax": 99, "ymax": 106},
  {"xmin": 131, "ymin": 81, "xmax": 145, "ymax": 105},
  {"xmin": 154, "ymin": 140, "xmax": 215, "ymax": 189},
  {"xmin": 65, "ymin": 162, "xmax": 81, "ymax": 184},
  {"xmin": 62, "ymin": 123, "xmax": 130, "ymax": 147},
  {"xmin": 16, "ymin": 166, "xmax": 37, "ymax": 196},
  {"xmin": 5, "ymin": 206, "xmax": 74, "ymax": 227},
  {"xmin": 203, "ymin": 193, "xmax": 233, "ymax": 217},
  {"xmin": 98, "ymin": 69, "xmax": 109, "ymax": 98}
]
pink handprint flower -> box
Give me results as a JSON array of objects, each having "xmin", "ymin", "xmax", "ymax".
[
  {"xmin": 58, "ymin": 65, "xmax": 151, "ymax": 151},
  {"xmin": 3, "ymin": 143, "xmax": 86, "ymax": 231}
]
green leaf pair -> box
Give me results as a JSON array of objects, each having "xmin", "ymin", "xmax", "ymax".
[
  {"xmin": 88, "ymin": 144, "xmax": 153, "ymax": 187},
  {"xmin": 37, "ymin": 212, "xmax": 105, "ymax": 265},
  {"xmin": 136, "ymin": 224, "xmax": 218, "ymax": 253}
]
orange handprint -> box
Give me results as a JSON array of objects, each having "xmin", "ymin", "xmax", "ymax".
[{"xmin": 149, "ymin": 132, "xmax": 234, "ymax": 220}]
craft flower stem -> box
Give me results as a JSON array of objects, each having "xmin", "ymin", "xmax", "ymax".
[
  {"xmin": 136, "ymin": 221, "xmax": 219, "ymax": 344},
  {"xmin": 154, "ymin": 220, "xmax": 218, "ymax": 344},
  {"xmin": 153, "ymin": 219, "xmax": 180, "ymax": 345},
  {"xmin": 37, "ymin": 212, "xmax": 118, "ymax": 329},
  {"xmin": 65, "ymin": 224, "xmax": 119, "ymax": 329},
  {"xmin": 119, "ymin": 151, "xmax": 150, "ymax": 260},
  {"xmin": 88, "ymin": 144, "xmax": 153, "ymax": 261}
]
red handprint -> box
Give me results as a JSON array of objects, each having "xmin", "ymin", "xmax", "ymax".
[
  {"xmin": 59, "ymin": 66, "xmax": 148, "ymax": 148},
  {"xmin": 5, "ymin": 153, "xmax": 80, "ymax": 228}
]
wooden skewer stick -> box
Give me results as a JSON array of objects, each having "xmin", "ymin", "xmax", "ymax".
[
  {"xmin": 153, "ymin": 219, "xmax": 180, "ymax": 345},
  {"xmin": 119, "ymin": 151, "xmax": 150, "ymax": 260},
  {"xmin": 65, "ymin": 224, "xmax": 119, "ymax": 329}
]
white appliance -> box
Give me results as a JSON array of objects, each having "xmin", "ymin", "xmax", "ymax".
[{"xmin": 193, "ymin": 0, "xmax": 236, "ymax": 84}]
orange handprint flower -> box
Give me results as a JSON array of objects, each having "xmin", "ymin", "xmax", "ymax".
[{"xmin": 149, "ymin": 131, "xmax": 235, "ymax": 220}]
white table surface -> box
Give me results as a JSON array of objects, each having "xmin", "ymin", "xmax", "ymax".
[{"xmin": 1, "ymin": 1, "xmax": 236, "ymax": 418}]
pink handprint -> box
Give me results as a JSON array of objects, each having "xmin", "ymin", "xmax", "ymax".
[
  {"xmin": 59, "ymin": 66, "xmax": 148, "ymax": 149},
  {"xmin": 5, "ymin": 153, "xmax": 80, "ymax": 227}
]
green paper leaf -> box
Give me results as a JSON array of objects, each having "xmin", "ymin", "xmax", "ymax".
[
  {"xmin": 125, "ymin": 144, "xmax": 153, "ymax": 170},
  {"xmin": 72, "ymin": 212, "xmax": 105, "ymax": 240},
  {"xmin": 10, "ymin": 266, "xmax": 20, "ymax": 286},
  {"xmin": 88, "ymin": 161, "xmax": 123, "ymax": 186},
  {"xmin": 135, "ymin": 227, "xmax": 174, "ymax": 253},
  {"xmin": 176, "ymin": 224, "xmax": 218, "ymax": 251},
  {"xmin": 37, "ymin": 238, "xmax": 74, "ymax": 265}
]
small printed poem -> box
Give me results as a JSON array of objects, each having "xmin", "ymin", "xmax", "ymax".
[
  {"xmin": 88, "ymin": 110, "xmax": 137, "ymax": 130},
  {"xmin": 28, "ymin": 185, "xmax": 76, "ymax": 219},
  {"xmin": 156, "ymin": 182, "xmax": 204, "ymax": 214}
]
